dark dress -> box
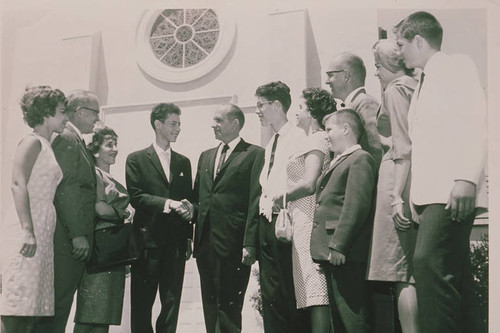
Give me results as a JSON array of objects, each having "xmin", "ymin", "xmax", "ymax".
[{"xmin": 74, "ymin": 167, "xmax": 130, "ymax": 325}]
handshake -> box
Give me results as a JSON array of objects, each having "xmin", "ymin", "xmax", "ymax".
[{"xmin": 169, "ymin": 199, "xmax": 194, "ymax": 221}]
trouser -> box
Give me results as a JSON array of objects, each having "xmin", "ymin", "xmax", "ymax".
[
  {"xmin": 258, "ymin": 215, "xmax": 309, "ymax": 333},
  {"xmin": 323, "ymin": 262, "xmax": 373, "ymax": 333},
  {"xmin": 196, "ymin": 228, "xmax": 250, "ymax": 333},
  {"xmin": 413, "ymin": 204, "xmax": 481, "ymax": 333},
  {"xmin": 130, "ymin": 243, "xmax": 186, "ymax": 333},
  {"xmin": 34, "ymin": 225, "xmax": 87, "ymax": 333}
]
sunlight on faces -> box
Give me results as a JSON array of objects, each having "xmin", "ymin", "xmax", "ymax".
[
  {"xmin": 156, "ymin": 113, "xmax": 181, "ymax": 143},
  {"xmin": 255, "ymin": 97, "xmax": 274, "ymax": 126},
  {"xmin": 296, "ymin": 97, "xmax": 311, "ymax": 130},
  {"xmin": 212, "ymin": 107, "xmax": 239, "ymax": 143},
  {"xmin": 97, "ymin": 135, "xmax": 118, "ymax": 167},
  {"xmin": 46, "ymin": 102, "xmax": 68, "ymax": 134}
]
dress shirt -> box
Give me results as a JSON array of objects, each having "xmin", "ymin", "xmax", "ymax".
[
  {"xmin": 153, "ymin": 142, "xmax": 173, "ymax": 213},
  {"xmin": 259, "ymin": 122, "xmax": 307, "ymax": 220},
  {"xmin": 67, "ymin": 121, "xmax": 83, "ymax": 140},
  {"xmin": 343, "ymin": 86, "xmax": 366, "ymax": 106},
  {"xmin": 329, "ymin": 144, "xmax": 362, "ymax": 167},
  {"xmin": 214, "ymin": 137, "xmax": 241, "ymax": 179},
  {"xmin": 407, "ymin": 52, "xmax": 487, "ymax": 208}
]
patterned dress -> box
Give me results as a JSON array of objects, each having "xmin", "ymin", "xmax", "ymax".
[
  {"xmin": 74, "ymin": 167, "xmax": 130, "ymax": 325},
  {"xmin": 1, "ymin": 134, "xmax": 63, "ymax": 316},
  {"xmin": 287, "ymin": 131, "xmax": 330, "ymax": 309}
]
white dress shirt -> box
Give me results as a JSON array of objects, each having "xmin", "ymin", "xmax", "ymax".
[
  {"xmin": 329, "ymin": 144, "xmax": 362, "ymax": 167},
  {"xmin": 408, "ymin": 52, "xmax": 487, "ymax": 208},
  {"xmin": 67, "ymin": 121, "xmax": 83, "ymax": 140},
  {"xmin": 153, "ymin": 142, "xmax": 173, "ymax": 213},
  {"xmin": 214, "ymin": 137, "xmax": 241, "ymax": 179},
  {"xmin": 259, "ymin": 122, "xmax": 307, "ymax": 220}
]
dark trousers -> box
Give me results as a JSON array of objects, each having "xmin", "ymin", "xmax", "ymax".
[
  {"xmin": 196, "ymin": 228, "xmax": 250, "ymax": 333},
  {"xmin": 34, "ymin": 224, "xmax": 86, "ymax": 333},
  {"xmin": 413, "ymin": 204, "xmax": 481, "ymax": 333},
  {"xmin": 131, "ymin": 244, "xmax": 186, "ymax": 333},
  {"xmin": 323, "ymin": 262, "xmax": 373, "ymax": 333},
  {"xmin": 258, "ymin": 215, "xmax": 309, "ymax": 333}
]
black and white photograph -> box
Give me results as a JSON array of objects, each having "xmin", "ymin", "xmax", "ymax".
[{"xmin": 1, "ymin": 0, "xmax": 497, "ymax": 332}]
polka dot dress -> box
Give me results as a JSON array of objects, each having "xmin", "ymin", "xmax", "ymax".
[
  {"xmin": 1, "ymin": 134, "xmax": 62, "ymax": 316},
  {"xmin": 287, "ymin": 131, "xmax": 330, "ymax": 309}
]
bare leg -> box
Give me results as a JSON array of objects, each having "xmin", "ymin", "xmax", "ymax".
[
  {"xmin": 310, "ymin": 305, "xmax": 332, "ymax": 333},
  {"xmin": 395, "ymin": 283, "xmax": 419, "ymax": 333}
]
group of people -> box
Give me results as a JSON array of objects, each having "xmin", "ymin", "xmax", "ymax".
[{"xmin": 1, "ymin": 10, "xmax": 487, "ymax": 333}]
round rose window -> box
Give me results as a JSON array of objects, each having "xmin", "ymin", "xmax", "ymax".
[{"xmin": 137, "ymin": 9, "xmax": 235, "ymax": 83}]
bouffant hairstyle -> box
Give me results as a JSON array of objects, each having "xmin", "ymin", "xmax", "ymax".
[
  {"xmin": 394, "ymin": 11, "xmax": 443, "ymax": 51},
  {"xmin": 373, "ymin": 39, "xmax": 414, "ymax": 76},
  {"xmin": 20, "ymin": 86, "xmax": 67, "ymax": 128},
  {"xmin": 150, "ymin": 103, "xmax": 181, "ymax": 130},
  {"xmin": 87, "ymin": 126, "xmax": 118, "ymax": 160},
  {"xmin": 302, "ymin": 87, "xmax": 337, "ymax": 129},
  {"xmin": 255, "ymin": 81, "xmax": 292, "ymax": 113}
]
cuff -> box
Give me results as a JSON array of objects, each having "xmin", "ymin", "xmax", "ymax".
[{"xmin": 163, "ymin": 199, "xmax": 171, "ymax": 214}]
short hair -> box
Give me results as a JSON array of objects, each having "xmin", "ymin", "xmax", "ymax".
[
  {"xmin": 302, "ymin": 87, "xmax": 337, "ymax": 129},
  {"xmin": 225, "ymin": 104, "xmax": 245, "ymax": 129},
  {"xmin": 373, "ymin": 39, "xmax": 414, "ymax": 76},
  {"xmin": 65, "ymin": 90, "xmax": 97, "ymax": 114},
  {"xmin": 394, "ymin": 11, "xmax": 443, "ymax": 50},
  {"xmin": 20, "ymin": 86, "xmax": 67, "ymax": 128},
  {"xmin": 341, "ymin": 53, "xmax": 367, "ymax": 85},
  {"xmin": 87, "ymin": 125, "xmax": 118, "ymax": 160},
  {"xmin": 255, "ymin": 81, "xmax": 292, "ymax": 113},
  {"xmin": 323, "ymin": 109, "xmax": 364, "ymax": 142},
  {"xmin": 150, "ymin": 103, "xmax": 181, "ymax": 130}
]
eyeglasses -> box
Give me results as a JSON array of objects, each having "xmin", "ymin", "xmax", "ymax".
[
  {"xmin": 78, "ymin": 106, "xmax": 100, "ymax": 114},
  {"xmin": 257, "ymin": 100, "xmax": 274, "ymax": 110},
  {"xmin": 326, "ymin": 70, "xmax": 346, "ymax": 78}
]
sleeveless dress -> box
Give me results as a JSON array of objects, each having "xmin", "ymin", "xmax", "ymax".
[
  {"xmin": 368, "ymin": 75, "xmax": 418, "ymax": 282},
  {"xmin": 287, "ymin": 131, "xmax": 330, "ymax": 309},
  {"xmin": 74, "ymin": 167, "xmax": 129, "ymax": 325},
  {"xmin": 1, "ymin": 134, "xmax": 62, "ymax": 316}
]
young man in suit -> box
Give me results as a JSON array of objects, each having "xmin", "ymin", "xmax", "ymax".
[
  {"xmin": 125, "ymin": 103, "xmax": 193, "ymax": 333},
  {"xmin": 325, "ymin": 52, "xmax": 382, "ymax": 167},
  {"xmin": 35, "ymin": 90, "xmax": 100, "ymax": 333},
  {"xmin": 190, "ymin": 104, "xmax": 264, "ymax": 333},
  {"xmin": 310, "ymin": 109, "xmax": 377, "ymax": 333},
  {"xmin": 255, "ymin": 81, "xmax": 309, "ymax": 333},
  {"xmin": 396, "ymin": 11, "xmax": 487, "ymax": 332}
]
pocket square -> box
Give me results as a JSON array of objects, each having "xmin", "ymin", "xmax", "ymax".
[{"xmin": 179, "ymin": 172, "xmax": 184, "ymax": 177}]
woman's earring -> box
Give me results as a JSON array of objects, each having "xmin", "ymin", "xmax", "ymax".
[{"xmin": 94, "ymin": 153, "xmax": 99, "ymax": 158}]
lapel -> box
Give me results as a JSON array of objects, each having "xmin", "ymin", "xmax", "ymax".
[
  {"xmin": 213, "ymin": 139, "xmax": 247, "ymax": 186},
  {"xmin": 170, "ymin": 150, "xmax": 181, "ymax": 183},
  {"xmin": 317, "ymin": 153, "xmax": 351, "ymax": 189},
  {"xmin": 66, "ymin": 125, "xmax": 95, "ymax": 176},
  {"xmin": 146, "ymin": 145, "xmax": 169, "ymax": 186}
]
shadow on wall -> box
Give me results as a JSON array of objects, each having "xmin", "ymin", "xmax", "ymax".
[{"xmin": 138, "ymin": 27, "xmax": 238, "ymax": 92}]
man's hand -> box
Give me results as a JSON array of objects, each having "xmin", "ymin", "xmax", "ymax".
[
  {"xmin": 328, "ymin": 249, "xmax": 346, "ymax": 266},
  {"xmin": 445, "ymin": 180, "xmax": 477, "ymax": 222},
  {"xmin": 72, "ymin": 236, "xmax": 90, "ymax": 261},
  {"xmin": 242, "ymin": 246, "xmax": 256, "ymax": 266},
  {"xmin": 186, "ymin": 239, "xmax": 193, "ymax": 261},
  {"xmin": 170, "ymin": 200, "xmax": 192, "ymax": 221},
  {"xmin": 181, "ymin": 199, "xmax": 194, "ymax": 221}
]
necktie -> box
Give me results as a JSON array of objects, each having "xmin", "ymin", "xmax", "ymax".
[
  {"xmin": 417, "ymin": 72, "xmax": 425, "ymax": 96},
  {"xmin": 162, "ymin": 149, "xmax": 171, "ymax": 182},
  {"xmin": 267, "ymin": 134, "xmax": 279, "ymax": 177},
  {"xmin": 340, "ymin": 102, "xmax": 346, "ymax": 108},
  {"xmin": 216, "ymin": 144, "xmax": 229, "ymax": 175}
]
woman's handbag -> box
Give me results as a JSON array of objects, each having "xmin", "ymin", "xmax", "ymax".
[
  {"xmin": 275, "ymin": 193, "xmax": 293, "ymax": 243},
  {"xmin": 86, "ymin": 221, "xmax": 145, "ymax": 274}
]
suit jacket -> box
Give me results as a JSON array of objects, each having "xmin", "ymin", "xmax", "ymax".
[
  {"xmin": 193, "ymin": 139, "xmax": 264, "ymax": 259},
  {"xmin": 310, "ymin": 148, "xmax": 376, "ymax": 263},
  {"xmin": 52, "ymin": 123, "xmax": 97, "ymax": 242},
  {"xmin": 126, "ymin": 145, "xmax": 193, "ymax": 250},
  {"xmin": 347, "ymin": 90, "xmax": 383, "ymax": 167}
]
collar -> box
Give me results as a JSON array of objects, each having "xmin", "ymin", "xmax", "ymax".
[
  {"xmin": 220, "ymin": 136, "xmax": 241, "ymax": 150},
  {"xmin": 153, "ymin": 141, "xmax": 171, "ymax": 156},
  {"xmin": 95, "ymin": 166, "xmax": 111, "ymax": 178},
  {"xmin": 67, "ymin": 121, "xmax": 83, "ymax": 140},
  {"xmin": 344, "ymin": 87, "xmax": 366, "ymax": 105},
  {"xmin": 276, "ymin": 121, "xmax": 293, "ymax": 136},
  {"xmin": 422, "ymin": 51, "xmax": 443, "ymax": 73},
  {"xmin": 331, "ymin": 144, "xmax": 362, "ymax": 165}
]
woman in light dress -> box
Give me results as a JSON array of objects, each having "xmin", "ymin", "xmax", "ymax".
[
  {"xmin": 1, "ymin": 86, "xmax": 67, "ymax": 333},
  {"xmin": 274, "ymin": 87, "xmax": 337, "ymax": 333},
  {"xmin": 73, "ymin": 126, "xmax": 131, "ymax": 333},
  {"xmin": 367, "ymin": 39, "xmax": 419, "ymax": 332}
]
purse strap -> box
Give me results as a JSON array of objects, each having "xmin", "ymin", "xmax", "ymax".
[{"xmin": 283, "ymin": 192, "xmax": 287, "ymax": 209}]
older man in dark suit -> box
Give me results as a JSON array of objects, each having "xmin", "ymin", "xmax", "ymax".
[
  {"xmin": 34, "ymin": 90, "xmax": 100, "ymax": 333},
  {"xmin": 325, "ymin": 52, "xmax": 382, "ymax": 167},
  {"xmin": 190, "ymin": 104, "xmax": 264, "ymax": 333},
  {"xmin": 310, "ymin": 109, "xmax": 377, "ymax": 333},
  {"xmin": 126, "ymin": 103, "xmax": 193, "ymax": 333}
]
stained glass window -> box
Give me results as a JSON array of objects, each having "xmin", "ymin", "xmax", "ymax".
[{"xmin": 150, "ymin": 9, "xmax": 220, "ymax": 68}]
